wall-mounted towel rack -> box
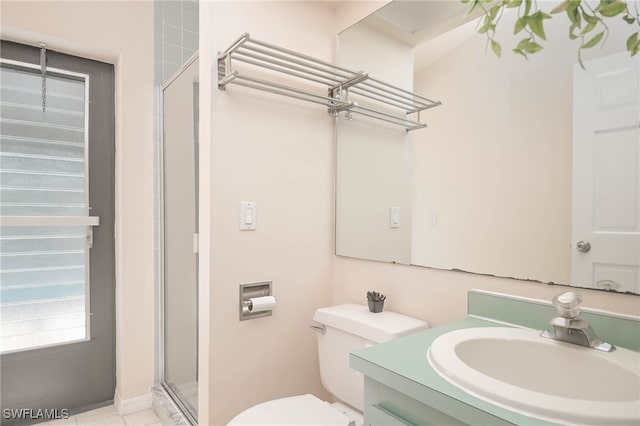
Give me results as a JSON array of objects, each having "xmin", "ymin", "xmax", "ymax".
[{"xmin": 217, "ymin": 33, "xmax": 441, "ymax": 132}]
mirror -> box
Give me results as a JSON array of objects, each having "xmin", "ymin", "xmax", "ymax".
[
  {"xmin": 162, "ymin": 55, "xmax": 199, "ymax": 420},
  {"xmin": 336, "ymin": 1, "xmax": 639, "ymax": 294}
]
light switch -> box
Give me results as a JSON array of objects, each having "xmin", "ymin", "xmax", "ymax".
[
  {"xmin": 390, "ymin": 207, "xmax": 400, "ymax": 228},
  {"xmin": 240, "ymin": 202, "xmax": 256, "ymax": 230}
]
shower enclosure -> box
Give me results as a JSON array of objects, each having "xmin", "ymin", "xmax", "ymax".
[{"xmin": 160, "ymin": 54, "xmax": 199, "ymax": 424}]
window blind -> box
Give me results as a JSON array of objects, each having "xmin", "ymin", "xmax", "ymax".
[{"xmin": 0, "ymin": 62, "xmax": 89, "ymax": 352}]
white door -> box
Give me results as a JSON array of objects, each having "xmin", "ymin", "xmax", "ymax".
[{"xmin": 572, "ymin": 52, "xmax": 640, "ymax": 293}]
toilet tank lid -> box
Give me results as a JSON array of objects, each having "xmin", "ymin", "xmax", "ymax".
[{"xmin": 313, "ymin": 304, "xmax": 428, "ymax": 343}]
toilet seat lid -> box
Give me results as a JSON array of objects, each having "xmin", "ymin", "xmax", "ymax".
[{"xmin": 227, "ymin": 394, "xmax": 350, "ymax": 426}]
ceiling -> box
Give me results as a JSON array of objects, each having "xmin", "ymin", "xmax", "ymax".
[
  {"xmin": 375, "ymin": 0, "xmax": 469, "ymax": 37},
  {"xmin": 350, "ymin": 0, "xmax": 482, "ymax": 72}
]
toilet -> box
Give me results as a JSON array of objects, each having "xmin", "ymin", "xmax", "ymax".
[{"xmin": 228, "ymin": 303, "xmax": 429, "ymax": 425}]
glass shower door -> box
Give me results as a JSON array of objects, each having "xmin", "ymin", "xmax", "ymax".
[{"xmin": 161, "ymin": 55, "xmax": 199, "ymax": 423}]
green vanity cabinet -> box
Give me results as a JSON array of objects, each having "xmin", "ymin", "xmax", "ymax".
[
  {"xmin": 363, "ymin": 377, "xmax": 493, "ymax": 426},
  {"xmin": 351, "ymin": 318, "xmax": 523, "ymax": 426},
  {"xmin": 350, "ymin": 291, "xmax": 640, "ymax": 426}
]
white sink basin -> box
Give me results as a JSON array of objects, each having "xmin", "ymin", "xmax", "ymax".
[{"xmin": 427, "ymin": 327, "xmax": 640, "ymax": 426}]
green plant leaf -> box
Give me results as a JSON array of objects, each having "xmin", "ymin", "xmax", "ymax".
[
  {"xmin": 528, "ymin": 13, "xmax": 548, "ymax": 40},
  {"xmin": 580, "ymin": 21, "xmax": 597, "ymax": 35},
  {"xmin": 622, "ymin": 15, "xmax": 636, "ymax": 24},
  {"xmin": 478, "ymin": 23, "xmax": 494, "ymax": 33},
  {"xmin": 489, "ymin": 4, "xmax": 501, "ymax": 19},
  {"xmin": 578, "ymin": 50, "xmax": 586, "ymax": 70},
  {"xmin": 461, "ymin": 0, "xmax": 637, "ymax": 62},
  {"xmin": 491, "ymin": 40, "xmax": 502, "ymax": 57},
  {"xmin": 598, "ymin": 0, "xmax": 627, "ymax": 17},
  {"xmin": 566, "ymin": 5, "xmax": 582, "ymax": 27},
  {"xmin": 551, "ymin": 0, "xmax": 570, "ymax": 14},
  {"xmin": 516, "ymin": 37, "xmax": 531, "ymax": 50},
  {"xmin": 567, "ymin": 0, "xmax": 581, "ymax": 12},
  {"xmin": 596, "ymin": 0, "xmax": 618, "ymax": 10},
  {"xmin": 582, "ymin": 12, "xmax": 599, "ymax": 24},
  {"xmin": 627, "ymin": 32, "xmax": 639, "ymax": 51},
  {"xmin": 569, "ymin": 23, "xmax": 580, "ymax": 39},
  {"xmin": 465, "ymin": 0, "xmax": 481, "ymax": 16},
  {"xmin": 581, "ymin": 31, "xmax": 605, "ymax": 48},
  {"xmin": 524, "ymin": 41, "xmax": 544, "ymax": 53}
]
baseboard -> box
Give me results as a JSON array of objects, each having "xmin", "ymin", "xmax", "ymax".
[{"xmin": 114, "ymin": 389, "xmax": 153, "ymax": 416}]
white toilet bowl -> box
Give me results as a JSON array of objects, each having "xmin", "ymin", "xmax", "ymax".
[
  {"xmin": 227, "ymin": 394, "xmax": 359, "ymax": 426},
  {"xmin": 227, "ymin": 305, "xmax": 428, "ymax": 426}
]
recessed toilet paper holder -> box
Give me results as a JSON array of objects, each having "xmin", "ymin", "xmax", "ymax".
[{"xmin": 239, "ymin": 281, "xmax": 275, "ymax": 321}]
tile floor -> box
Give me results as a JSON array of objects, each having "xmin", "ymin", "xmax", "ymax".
[{"xmin": 39, "ymin": 405, "xmax": 161, "ymax": 426}]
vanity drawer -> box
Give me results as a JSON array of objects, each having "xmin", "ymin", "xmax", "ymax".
[
  {"xmin": 366, "ymin": 402, "xmax": 468, "ymax": 426},
  {"xmin": 367, "ymin": 404, "xmax": 414, "ymax": 426}
]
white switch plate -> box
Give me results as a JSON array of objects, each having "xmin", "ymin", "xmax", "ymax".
[
  {"xmin": 390, "ymin": 207, "xmax": 400, "ymax": 228},
  {"xmin": 240, "ymin": 202, "xmax": 256, "ymax": 230}
]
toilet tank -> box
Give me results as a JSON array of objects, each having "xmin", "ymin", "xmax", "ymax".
[{"xmin": 312, "ymin": 304, "xmax": 428, "ymax": 412}]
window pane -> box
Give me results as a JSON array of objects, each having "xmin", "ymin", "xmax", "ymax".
[
  {"xmin": 0, "ymin": 64, "xmax": 87, "ymax": 217},
  {"xmin": 0, "ymin": 62, "xmax": 89, "ymax": 352},
  {"xmin": 0, "ymin": 226, "xmax": 87, "ymax": 352}
]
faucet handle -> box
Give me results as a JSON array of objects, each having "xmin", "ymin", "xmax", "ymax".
[{"xmin": 552, "ymin": 291, "xmax": 583, "ymax": 318}]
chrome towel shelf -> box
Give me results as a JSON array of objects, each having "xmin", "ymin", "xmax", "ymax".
[{"xmin": 217, "ymin": 33, "xmax": 441, "ymax": 132}]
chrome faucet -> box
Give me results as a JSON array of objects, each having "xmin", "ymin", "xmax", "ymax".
[{"xmin": 540, "ymin": 291, "xmax": 615, "ymax": 352}]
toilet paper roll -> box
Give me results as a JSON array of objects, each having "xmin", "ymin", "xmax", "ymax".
[{"xmin": 248, "ymin": 295, "xmax": 277, "ymax": 313}]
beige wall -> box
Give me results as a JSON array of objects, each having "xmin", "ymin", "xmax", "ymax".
[
  {"xmin": 197, "ymin": 3, "xmax": 398, "ymax": 424},
  {"xmin": 198, "ymin": 4, "xmax": 212, "ymax": 423},
  {"xmin": 412, "ymin": 18, "xmax": 573, "ymax": 283},
  {"xmin": 333, "ymin": 256, "xmax": 640, "ymax": 328},
  {"xmin": 0, "ymin": 0, "xmax": 155, "ymax": 403},
  {"xmin": 336, "ymin": 21, "xmax": 414, "ymax": 264},
  {"xmin": 201, "ymin": 2, "xmax": 339, "ymax": 423}
]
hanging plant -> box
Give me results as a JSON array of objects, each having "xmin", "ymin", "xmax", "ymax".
[{"xmin": 463, "ymin": 0, "xmax": 640, "ymax": 67}]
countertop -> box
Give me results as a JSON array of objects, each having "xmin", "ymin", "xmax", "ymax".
[{"xmin": 350, "ymin": 316, "xmax": 558, "ymax": 426}]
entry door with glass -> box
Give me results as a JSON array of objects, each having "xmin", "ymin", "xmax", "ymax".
[{"xmin": 0, "ymin": 41, "xmax": 115, "ymax": 423}]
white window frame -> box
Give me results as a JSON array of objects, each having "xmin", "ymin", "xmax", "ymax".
[{"xmin": 0, "ymin": 58, "xmax": 97, "ymax": 353}]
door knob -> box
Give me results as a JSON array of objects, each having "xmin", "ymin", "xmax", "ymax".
[{"xmin": 576, "ymin": 241, "xmax": 591, "ymax": 253}]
